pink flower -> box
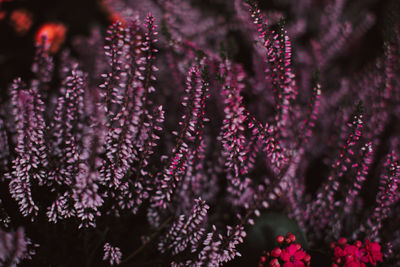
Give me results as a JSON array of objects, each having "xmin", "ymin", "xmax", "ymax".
[
  {"xmin": 334, "ymin": 246, "xmax": 345, "ymax": 258},
  {"xmin": 331, "ymin": 238, "xmax": 383, "ymax": 267},
  {"xmin": 342, "ymin": 244, "xmax": 367, "ymax": 266},
  {"xmin": 259, "ymin": 233, "xmax": 310, "ymax": 267},
  {"xmin": 280, "ymin": 244, "xmax": 307, "ymax": 267},
  {"xmin": 344, "ymin": 262, "xmax": 365, "ymax": 267},
  {"xmin": 364, "ymin": 239, "xmax": 383, "ymax": 265}
]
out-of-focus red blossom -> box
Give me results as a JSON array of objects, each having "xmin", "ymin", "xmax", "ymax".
[
  {"xmin": 259, "ymin": 233, "xmax": 311, "ymax": 267},
  {"xmin": 9, "ymin": 9, "xmax": 33, "ymax": 35},
  {"xmin": 98, "ymin": 0, "xmax": 126, "ymax": 26},
  {"xmin": 0, "ymin": 11, "xmax": 6, "ymax": 20},
  {"xmin": 35, "ymin": 23, "xmax": 67, "ymax": 53},
  {"xmin": 0, "ymin": 0, "xmax": 14, "ymax": 20},
  {"xmin": 331, "ymin": 238, "xmax": 383, "ymax": 267}
]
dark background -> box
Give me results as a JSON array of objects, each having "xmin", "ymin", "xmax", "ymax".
[{"xmin": 0, "ymin": 0, "xmax": 396, "ymax": 99}]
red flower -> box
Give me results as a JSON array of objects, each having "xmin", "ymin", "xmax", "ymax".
[
  {"xmin": 280, "ymin": 244, "xmax": 307, "ymax": 267},
  {"xmin": 344, "ymin": 262, "xmax": 365, "ymax": 267},
  {"xmin": 35, "ymin": 23, "xmax": 67, "ymax": 53},
  {"xmin": 334, "ymin": 246, "xmax": 345, "ymax": 258},
  {"xmin": 259, "ymin": 233, "xmax": 310, "ymax": 267},
  {"xmin": 331, "ymin": 238, "xmax": 383, "ymax": 267},
  {"xmin": 10, "ymin": 9, "xmax": 33, "ymax": 35},
  {"xmin": 271, "ymin": 247, "xmax": 282, "ymax": 258},
  {"xmin": 364, "ymin": 239, "xmax": 383, "ymax": 266},
  {"xmin": 341, "ymin": 244, "xmax": 367, "ymax": 266}
]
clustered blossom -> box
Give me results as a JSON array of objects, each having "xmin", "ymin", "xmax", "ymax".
[
  {"xmin": 103, "ymin": 243, "xmax": 122, "ymax": 266},
  {"xmin": 152, "ymin": 64, "xmax": 208, "ymax": 211},
  {"xmin": 158, "ymin": 197, "xmax": 209, "ymax": 255},
  {"xmin": 219, "ymin": 59, "xmax": 252, "ymax": 205},
  {"xmin": 6, "ymin": 78, "xmax": 47, "ymax": 218},
  {"xmin": 259, "ymin": 233, "xmax": 311, "ymax": 267},
  {"xmin": 194, "ymin": 224, "xmax": 246, "ymax": 266},
  {"xmin": 304, "ymin": 103, "xmax": 368, "ymax": 242},
  {"xmin": 330, "ymin": 238, "xmax": 383, "ymax": 267}
]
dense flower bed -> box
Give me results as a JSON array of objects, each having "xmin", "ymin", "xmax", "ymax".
[{"xmin": 0, "ymin": 0, "xmax": 399, "ymax": 266}]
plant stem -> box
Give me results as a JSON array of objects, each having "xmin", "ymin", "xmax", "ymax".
[{"xmin": 121, "ymin": 216, "xmax": 173, "ymax": 264}]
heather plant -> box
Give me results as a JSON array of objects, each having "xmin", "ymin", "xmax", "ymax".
[{"xmin": 0, "ymin": 0, "xmax": 400, "ymax": 266}]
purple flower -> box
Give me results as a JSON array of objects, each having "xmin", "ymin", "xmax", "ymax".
[{"xmin": 103, "ymin": 243, "xmax": 122, "ymax": 266}]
